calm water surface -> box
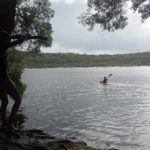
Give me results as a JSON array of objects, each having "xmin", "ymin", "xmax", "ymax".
[{"xmin": 22, "ymin": 67, "xmax": 150, "ymax": 150}]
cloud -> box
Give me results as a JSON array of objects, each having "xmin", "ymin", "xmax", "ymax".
[
  {"xmin": 47, "ymin": 0, "xmax": 150, "ymax": 54},
  {"xmin": 50, "ymin": 0, "xmax": 76, "ymax": 4}
]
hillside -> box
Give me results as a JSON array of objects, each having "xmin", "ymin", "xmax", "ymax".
[{"xmin": 23, "ymin": 52, "xmax": 150, "ymax": 68}]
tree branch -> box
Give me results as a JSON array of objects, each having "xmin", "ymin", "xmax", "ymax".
[{"xmin": 11, "ymin": 35, "xmax": 48, "ymax": 40}]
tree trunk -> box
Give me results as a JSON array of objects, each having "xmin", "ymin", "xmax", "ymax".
[{"xmin": 0, "ymin": 0, "xmax": 16, "ymax": 34}]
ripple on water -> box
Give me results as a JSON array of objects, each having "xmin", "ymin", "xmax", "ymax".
[{"xmin": 22, "ymin": 67, "xmax": 150, "ymax": 150}]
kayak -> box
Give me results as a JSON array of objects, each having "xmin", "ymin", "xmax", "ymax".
[
  {"xmin": 100, "ymin": 81, "xmax": 107, "ymax": 85},
  {"xmin": 99, "ymin": 81, "xmax": 108, "ymax": 85}
]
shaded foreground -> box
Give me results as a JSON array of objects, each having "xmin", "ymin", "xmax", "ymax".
[{"xmin": 0, "ymin": 128, "xmax": 118, "ymax": 150}]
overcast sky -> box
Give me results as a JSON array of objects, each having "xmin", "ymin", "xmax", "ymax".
[{"xmin": 42, "ymin": 0, "xmax": 150, "ymax": 54}]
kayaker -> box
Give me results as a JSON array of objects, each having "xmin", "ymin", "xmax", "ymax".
[
  {"xmin": 100, "ymin": 74, "xmax": 112, "ymax": 84},
  {"xmin": 102, "ymin": 76, "xmax": 108, "ymax": 84}
]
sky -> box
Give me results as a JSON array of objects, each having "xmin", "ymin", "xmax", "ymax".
[{"xmin": 42, "ymin": 0, "xmax": 150, "ymax": 55}]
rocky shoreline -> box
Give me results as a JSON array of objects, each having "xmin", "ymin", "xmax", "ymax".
[{"xmin": 0, "ymin": 128, "xmax": 118, "ymax": 150}]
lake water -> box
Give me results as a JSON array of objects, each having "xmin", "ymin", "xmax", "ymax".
[{"xmin": 22, "ymin": 67, "xmax": 150, "ymax": 150}]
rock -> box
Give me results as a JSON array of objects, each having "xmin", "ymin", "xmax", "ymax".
[
  {"xmin": 33, "ymin": 134, "xmax": 55, "ymax": 139},
  {"xmin": 72, "ymin": 139, "xmax": 87, "ymax": 146},
  {"xmin": 26, "ymin": 129, "xmax": 44, "ymax": 134},
  {"xmin": 59, "ymin": 144, "xmax": 69, "ymax": 150},
  {"xmin": 31, "ymin": 144, "xmax": 48, "ymax": 150},
  {"xmin": 0, "ymin": 127, "xmax": 119, "ymax": 150}
]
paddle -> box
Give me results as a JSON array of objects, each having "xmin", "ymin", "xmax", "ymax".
[{"xmin": 107, "ymin": 74, "xmax": 112, "ymax": 78}]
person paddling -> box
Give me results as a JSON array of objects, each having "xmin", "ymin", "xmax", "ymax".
[
  {"xmin": 102, "ymin": 76, "xmax": 108, "ymax": 84},
  {"xmin": 0, "ymin": 31, "xmax": 26, "ymax": 130},
  {"xmin": 100, "ymin": 74, "xmax": 112, "ymax": 84}
]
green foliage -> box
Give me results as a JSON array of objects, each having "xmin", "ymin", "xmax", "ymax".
[
  {"xmin": 22, "ymin": 52, "xmax": 150, "ymax": 68},
  {"xmin": 7, "ymin": 49, "xmax": 26, "ymax": 96},
  {"xmin": 6, "ymin": 0, "xmax": 54, "ymax": 95},
  {"xmin": 79, "ymin": 0, "xmax": 150, "ymax": 31},
  {"xmin": 7, "ymin": 49, "xmax": 26, "ymax": 129},
  {"xmin": 15, "ymin": 109, "xmax": 26, "ymax": 129},
  {"xmin": 15, "ymin": 0, "xmax": 54, "ymax": 51}
]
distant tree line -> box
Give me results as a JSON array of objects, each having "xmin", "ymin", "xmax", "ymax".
[{"xmin": 22, "ymin": 52, "xmax": 150, "ymax": 68}]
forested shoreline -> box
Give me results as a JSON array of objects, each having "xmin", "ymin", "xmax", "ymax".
[{"xmin": 23, "ymin": 51, "xmax": 150, "ymax": 68}]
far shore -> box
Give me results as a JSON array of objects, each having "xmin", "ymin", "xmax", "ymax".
[{"xmin": 21, "ymin": 51, "xmax": 150, "ymax": 68}]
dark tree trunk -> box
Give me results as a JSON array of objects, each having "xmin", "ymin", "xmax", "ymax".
[{"xmin": 0, "ymin": 0, "xmax": 16, "ymax": 34}]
